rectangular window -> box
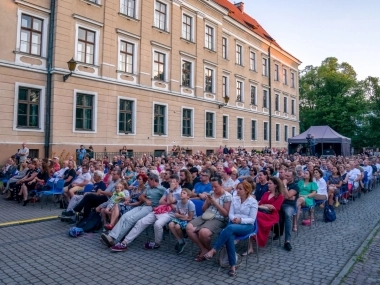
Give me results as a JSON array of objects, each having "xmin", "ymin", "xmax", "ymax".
[
  {"xmin": 75, "ymin": 93, "xmax": 94, "ymax": 130},
  {"xmin": 119, "ymin": 99, "xmax": 134, "ymax": 133},
  {"xmin": 205, "ymin": 68, "xmax": 213, "ymax": 92},
  {"xmin": 182, "ymin": 108, "xmax": 192, "ymax": 137},
  {"xmin": 263, "ymin": 89, "xmax": 268, "ymax": 108},
  {"xmin": 119, "ymin": 41, "xmax": 134, "ymax": 73},
  {"xmin": 292, "ymin": 126, "xmax": 296, "ymax": 137},
  {"xmin": 262, "ymin": 58, "xmax": 268, "ymax": 76},
  {"xmin": 222, "ymin": 76, "xmax": 228, "ymax": 97},
  {"xmin": 251, "ymin": 120, "xmax": 257, "ymax": 140},
  {"xmin": 284, "ymin": 125, "xmax": 288, "ymax": 142},
  {"xmin": 17, "ymin": 87, "xmax": 40, "ymax": 128},
  {"xmin": 284, "ymin": 97, "xmax": 288, "ymax": 113},
  {"xmin": 182, "ymin": 61, "xmax": 191, "ymax": 87},
  {"xmin": 222, "ymin": 37, "xmax": 227, "ymax": 59},
  {"xmin": 283, "ymin": 68, "xmax": 288, "ymax": 85},
  {"xmin": 236, "ymin": 81, "xmax": 243, "ymax": 102},
  {"xmin": 291, "ymin": 72, "xmax": 295, "ymax": 88},
  {"xmin": 205, "ymin": 25, "xmax": 214, "ymax": 50},
  {"xmin": 154, "ymin": 1, "xmax": 167, "ymax": 30},
  {"xmin": 250, "ymin": 85, "xmax": 257, "ymax": 105},
  {"xmin": 153, "ymin": 51, "xmax": 165, "ymax": 81},
  {"xmin": 237, "ymin": 118, "xmax": 243, "ymax": 140},
  {"xmin": 250, "ymin": 51, "xmax": 256, "ymax": 71},
  {"xmin": 275, "ymin": 94, "xmax": 279, "ymax": 111},
  {"xmin": 274, "ymin": 64, "xmax": 279, "ymax": 81},
  {"xmin": 182, "ymin": 14, "xmax": 192, "ymax": 41},
  {"xmin": 223, "ymin": 115, "xmax": 228, "ymax": 139},
  {"xmin": 291, "ymin": 99, "xmax": 295, "ymax": 115},
  {"xmin": 120, "ymin": 0, "xmax": 136, "ymax": 18},
  {"xmin": 263, "ymin": 122, "xmax": 268, "ymax": 141},
  {"xmin": 236, "ymin": 44, "xmax": 242, "ymax": 65},
  {"xmin": 20, "ymin": 14, "xmax": 43, "ymax": 56},
  {"xmin": 77, "ymin": 28, "xmax": 95, "ymax": 64},
  {"xmin": 276, "ymin": 124, "xmax": 280, "ymax": 141},
  {"xmin": 205, "ymin": 112, "xmax": 214, "ymax": 138},
  {"xmin": 154, "ymin": 104, "xmax": 166, "ymax": 135}
]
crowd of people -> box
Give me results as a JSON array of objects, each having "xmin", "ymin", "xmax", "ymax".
[{"xmin": 1, "ymin": 143, "xmax": 379, "ymax": 277}]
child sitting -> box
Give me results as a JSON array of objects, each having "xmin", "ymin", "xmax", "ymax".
[
  {"xmin": 168, "ymin": 188, "xmax": 196, "ymax": 254},
  {"xmin": 96, "ymin": 182, "xmax": 129, "ymax": 227}
]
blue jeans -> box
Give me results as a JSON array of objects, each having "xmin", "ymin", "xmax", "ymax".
[
  {"xmin": 213, "ymin": 222, "xmax": 254, "ymax": 266},
  {"xmin": 281, "ymin": 204, "xmax": 295, "ymax": 243}
]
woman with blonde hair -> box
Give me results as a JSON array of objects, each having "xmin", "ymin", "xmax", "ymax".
[{"xmin": 203, "ymin": 180, "xmax": 258, "ymax": 277}]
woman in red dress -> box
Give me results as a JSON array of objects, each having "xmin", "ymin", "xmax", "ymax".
[{"xmin": 243, "ymin": 177, "xmax": 284, "ymax": 254}]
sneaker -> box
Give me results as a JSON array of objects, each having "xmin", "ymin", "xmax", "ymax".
[
  {"xmin": 284, "ymin": 242, "xmax": 292, "ymax": 251},
  {"xmin": 177, "ymin": 242, "xmax": 186, "ymax": 254},
  {"xmin": 144, "ymin": 242, "xmax": 160, "ymax": 250},
  {"xmin": 334, "ymin": 201, "xmax": 340, "ymax": 208},
  {"xmin": 62, "ymin": 210, "xmax": 75, "ymax": 217},
  {"xmin": 100, "ymin": 233, "xmax": 114, "ymax": 247},
  {"xmin": 111, "ymin": 242, "xmax": 128, "ymax": 252},
  {"xmin": 174, "ymin": 242, "xmax": 179, "ymax": 251}
]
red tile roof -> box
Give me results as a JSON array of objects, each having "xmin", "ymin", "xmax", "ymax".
[{"xmin": 213, "ymin": 0, "xmax": 300, "ymax": 62}]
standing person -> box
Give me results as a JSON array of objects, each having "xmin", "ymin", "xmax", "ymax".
[
  {"xmin": 18, "ymin": 143, "xmax": 29, "ymax": 170},
  {"xmin": 203, "ymin": 181, "xmax": 257, "ymax": 277},
  {"xmin": 88, "ymin": 146, "xmax": 94, "ymax": 159},
  {"xmin": 77, "ymin": 145, "xmax": 87, "ymax": 166},
  {"xmin": 223, "ymin": 145, "xmax": 229, "ymax": 155},
  {"xmin": 309, "ymin": 135, "xmax": 316, "ymax": 156}
]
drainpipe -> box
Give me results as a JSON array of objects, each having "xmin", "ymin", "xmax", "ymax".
[
  {"xmin": 44, "ymin": 0, "xmax": 55, "ymax": 158},
  {"xmin": 268, "ymin": 45, "xmax": 272, "ymax": 149}
]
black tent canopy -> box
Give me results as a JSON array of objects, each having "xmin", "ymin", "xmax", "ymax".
[{"xmin": 288, "ymin": 126, "xmax": 351, "ymax": 156}]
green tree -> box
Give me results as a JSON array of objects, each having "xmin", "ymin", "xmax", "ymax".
[{"xmin": 299, "ymin": 57, "xmax": 368, "ymax": 147}]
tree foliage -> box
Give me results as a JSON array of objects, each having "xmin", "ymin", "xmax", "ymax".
[{"xmin": 299, "ymin": 57, "xmax": 376, "ymax": 147}]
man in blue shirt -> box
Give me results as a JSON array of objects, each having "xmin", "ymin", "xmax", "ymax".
[
  {"xmin": 191, "ymin": 169, "xmax": 212, "ymax": 199},
  {"xmin": 76, "ymin": 145, "xmax": 87, "ymax": 165},
  {"xmin": 238, "ymin": 160, "xmax": 250, "ymax": 178}
]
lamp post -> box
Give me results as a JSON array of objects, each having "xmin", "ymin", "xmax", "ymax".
[{"xmin": 63, "ymin": 58, "xmax": 77, "ymax": 82}]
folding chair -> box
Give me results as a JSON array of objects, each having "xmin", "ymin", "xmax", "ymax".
[
  {"xmin": 39, "ymin": 179, "xmax": 65, "ymax": 210},
  {"xmin": 235, "ymin": 220, "xmax": 259, "ymax": 270}
]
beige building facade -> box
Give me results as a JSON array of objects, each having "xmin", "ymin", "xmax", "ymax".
[{"xmin": 0, "ymin": 0, "xmax": 301, "ymax": 161}]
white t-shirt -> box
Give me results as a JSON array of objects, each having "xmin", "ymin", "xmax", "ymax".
[
  {"xmin": 362, "ymin": 165, "xmax": 373, "ymax": 177},
  {"xmin": 348, "ymin": 168, "xmax": 361, "ymax": 184},
  {"xmin": 18, "ymin": 147, "xmax": 29, "ymax": 162},
  {"xmin": 73, "ymin": 172, "xmax": 91, "ymax": 184},
  {"xmin": 313, "ymin": 178, "xmax": 328, "ymax": 199}
]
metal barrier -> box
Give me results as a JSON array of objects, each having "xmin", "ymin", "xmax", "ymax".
[{"xmin": 92, "ymin": 152, "xmax": 167, "ymax": 160}]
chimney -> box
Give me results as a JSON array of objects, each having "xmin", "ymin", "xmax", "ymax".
[{"xmin": 234, "ymin": 2, "xmax": 244, "ymax": 13}]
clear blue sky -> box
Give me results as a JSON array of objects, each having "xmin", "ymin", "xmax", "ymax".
[{"xmin": 243, "ymin": 0, "xmax": 379, "ymax": 80}]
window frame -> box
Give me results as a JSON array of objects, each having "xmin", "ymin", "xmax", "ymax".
[
  {"xmin": 154, "ymin": 0, "xmax": 168, "ymax": 31},
  {"xmin": 72, "ymin": 89, "xmax": 98, "ymax": 134},
  {"xmin": 222, "ymin": 115, "xmax": 229, "ymax": 140},
  {"xmin": 13, "ymin": 82, "xmax": 46, "ymax": 132},
  {"xmin": 250, "ymin": 50, "xmax": 256, "ymax": 71},
  {"xmin": 222, "ymin": 37, "xmax": 228, "ymax": 59},
  {"xmin": 263, "ymin": 121, "xmax": 269, "ymax": 141},
  {"xmin": 262, "ymin": 57, "xmax": 268, "ymax": 76},
  {"xmin": 205, "ymin": 111, "xmax": 216, "ymax": 139},
  {"xmin": 74, "ymin": 23, "xmax": 100, "ymax": 66},
  {"xmin": 181, "ymin": 59, "xmax": 193, "ymax": 88},
  {"xmin": 222, "ymin": 75, "xmax": 229, "ymax": 98},
  {"xmin": 284, "ymin": 96, "xmax": 288, "ymax": 113},
  {"xmin": 291, "ymin": 99, "xmax": 296, "ymax": 115},
  {"xmin": 263, "ymin": 89, "xmax": 269, "ymax": 108},
  {"xmin": 236, "ymin": 44, "xmax": 242, "ymax": 65},
  {"xmin": 291, "ymin": 71, "xmax": 295, "ymax": 88},
  {"xmin": 274, "ymin": 64, "xmax": 279, "ymax": 81},
  {"xmin": 237, "ymin": 117, "xmax": 244, "ymax": 140},
  {"xmin": 275, "ymin": 123, "xmax": 280, "ymax": 141},
  {"xmin": 120, "ymin": 0, "xmax": 138, "ymax": 19},
  {"xmin": 182, "ymin": 13, "xmax": 194, "ymax": 42},
  {"xmin": 283, "ymin": 68, "xmax": 288, "ymax": 85},
  {"xmin": 181, "ymin": 107, "xmax": 194, "ymax": 138},
  {"xmin": 275, "ymin": 93, "xmax": 280, "ymax": 111},
  {"xmin": 204, "ymin": 24, "xmax": 215, "ymax": 51},
  {"xmin": 251, "ymin": 119, "xmax": 257, "ymax": 141},
  {"xmin": 204, "ymin": 66, "xmax": 215, "ymax": 93},
  {"xmin": 236, "ymin": 80, "xmax": 243, "ymax": 102},
  {"xmin": 250, "ymin": 85, "xmax": 257, "ymax": 105},
  {"xmin": 152, "ymin": 49, "xmax": 168, "ymax": 82},
  {"xmin": 292, "ymin": 126, "xmax": 296, "ymax": 137},
  {"xmin": 117, "ymin": 96, "xmax": 137, "ymax": 136},
  {"xmin": 16, "ymin": 10, "xmax": 49, "ymax": 59},
  {"xmin": 284, "ymin": 125, "xmax": 288, "ymax": 142},
  {"xmin": 152, "ymin": 102, "xmax": 168, "ymax": 137}
]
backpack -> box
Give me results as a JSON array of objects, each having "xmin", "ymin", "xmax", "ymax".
[
  {"xmin": 216, "ymin": 246, "xmax": 242, "ymax": 268},
  {"xmin": 323, "ymin": 203, "xmax": 336, "ymax": 223},
  {"xmin": 68, "ymin": 227, "xmax": 84, "ymax": 237},
  {"xmin": 77, "ymin": 211, "xmax": 102, "ymax": 232}
]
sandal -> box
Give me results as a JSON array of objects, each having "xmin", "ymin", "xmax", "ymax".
[
  {"xmin": 241, "ymin": 251, "xmax": 253, "ymax": 256},
  {"xmin": 292, "ymin": 226, "xmax": 297, "ymax": 232},
  {"xmin": 194, "ymin": 255, "xmax": 206, "ymax": 262},
  {"xmin": 204, "ymin": 253, "xmax": 213, "ymax": 260},
  {"xmin": 228, "ymin": 269, "xmax": 237, "ymax": 277}
]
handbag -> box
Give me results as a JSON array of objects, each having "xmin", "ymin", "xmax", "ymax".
[
  {"xmin": 258, "ymin": 207, "xmax": 272, "ymax": 214},
  {"xmin": 201, "ymin": 209, "xmax": 216, "ymax": 220}
]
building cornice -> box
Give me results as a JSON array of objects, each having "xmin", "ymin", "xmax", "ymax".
[
  {"xmin": 73, "ymin": 14, "xmax": 104, "ymax": 27},
  {"xmin": 14, "ymin": 0, "xmax": 50, "ymax": 13}
]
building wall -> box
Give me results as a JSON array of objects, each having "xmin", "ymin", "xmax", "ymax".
[{"xmin": 0, "ymin": 0, "xmax": 301, "ymax": 163}]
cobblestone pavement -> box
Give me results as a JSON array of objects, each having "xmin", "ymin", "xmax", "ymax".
[
  {"xmin": 1, "ymin": 188, "xmax": 380, "ymax": 285},
  {"xmin": 340, "ymin": 225, "xmax": 380, "ymax": 285},
  {"xmin": 0, "ymin": 195, "xmax": 61, "ymax": 224}
]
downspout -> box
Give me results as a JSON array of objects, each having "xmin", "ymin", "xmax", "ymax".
[
  {"xmin": 268, "ymin": 44, "xmax": 272, "ymax": 149},
  {"xmin": 44, "ymin": 0, "xmax": 55, "ymax": 158}
]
